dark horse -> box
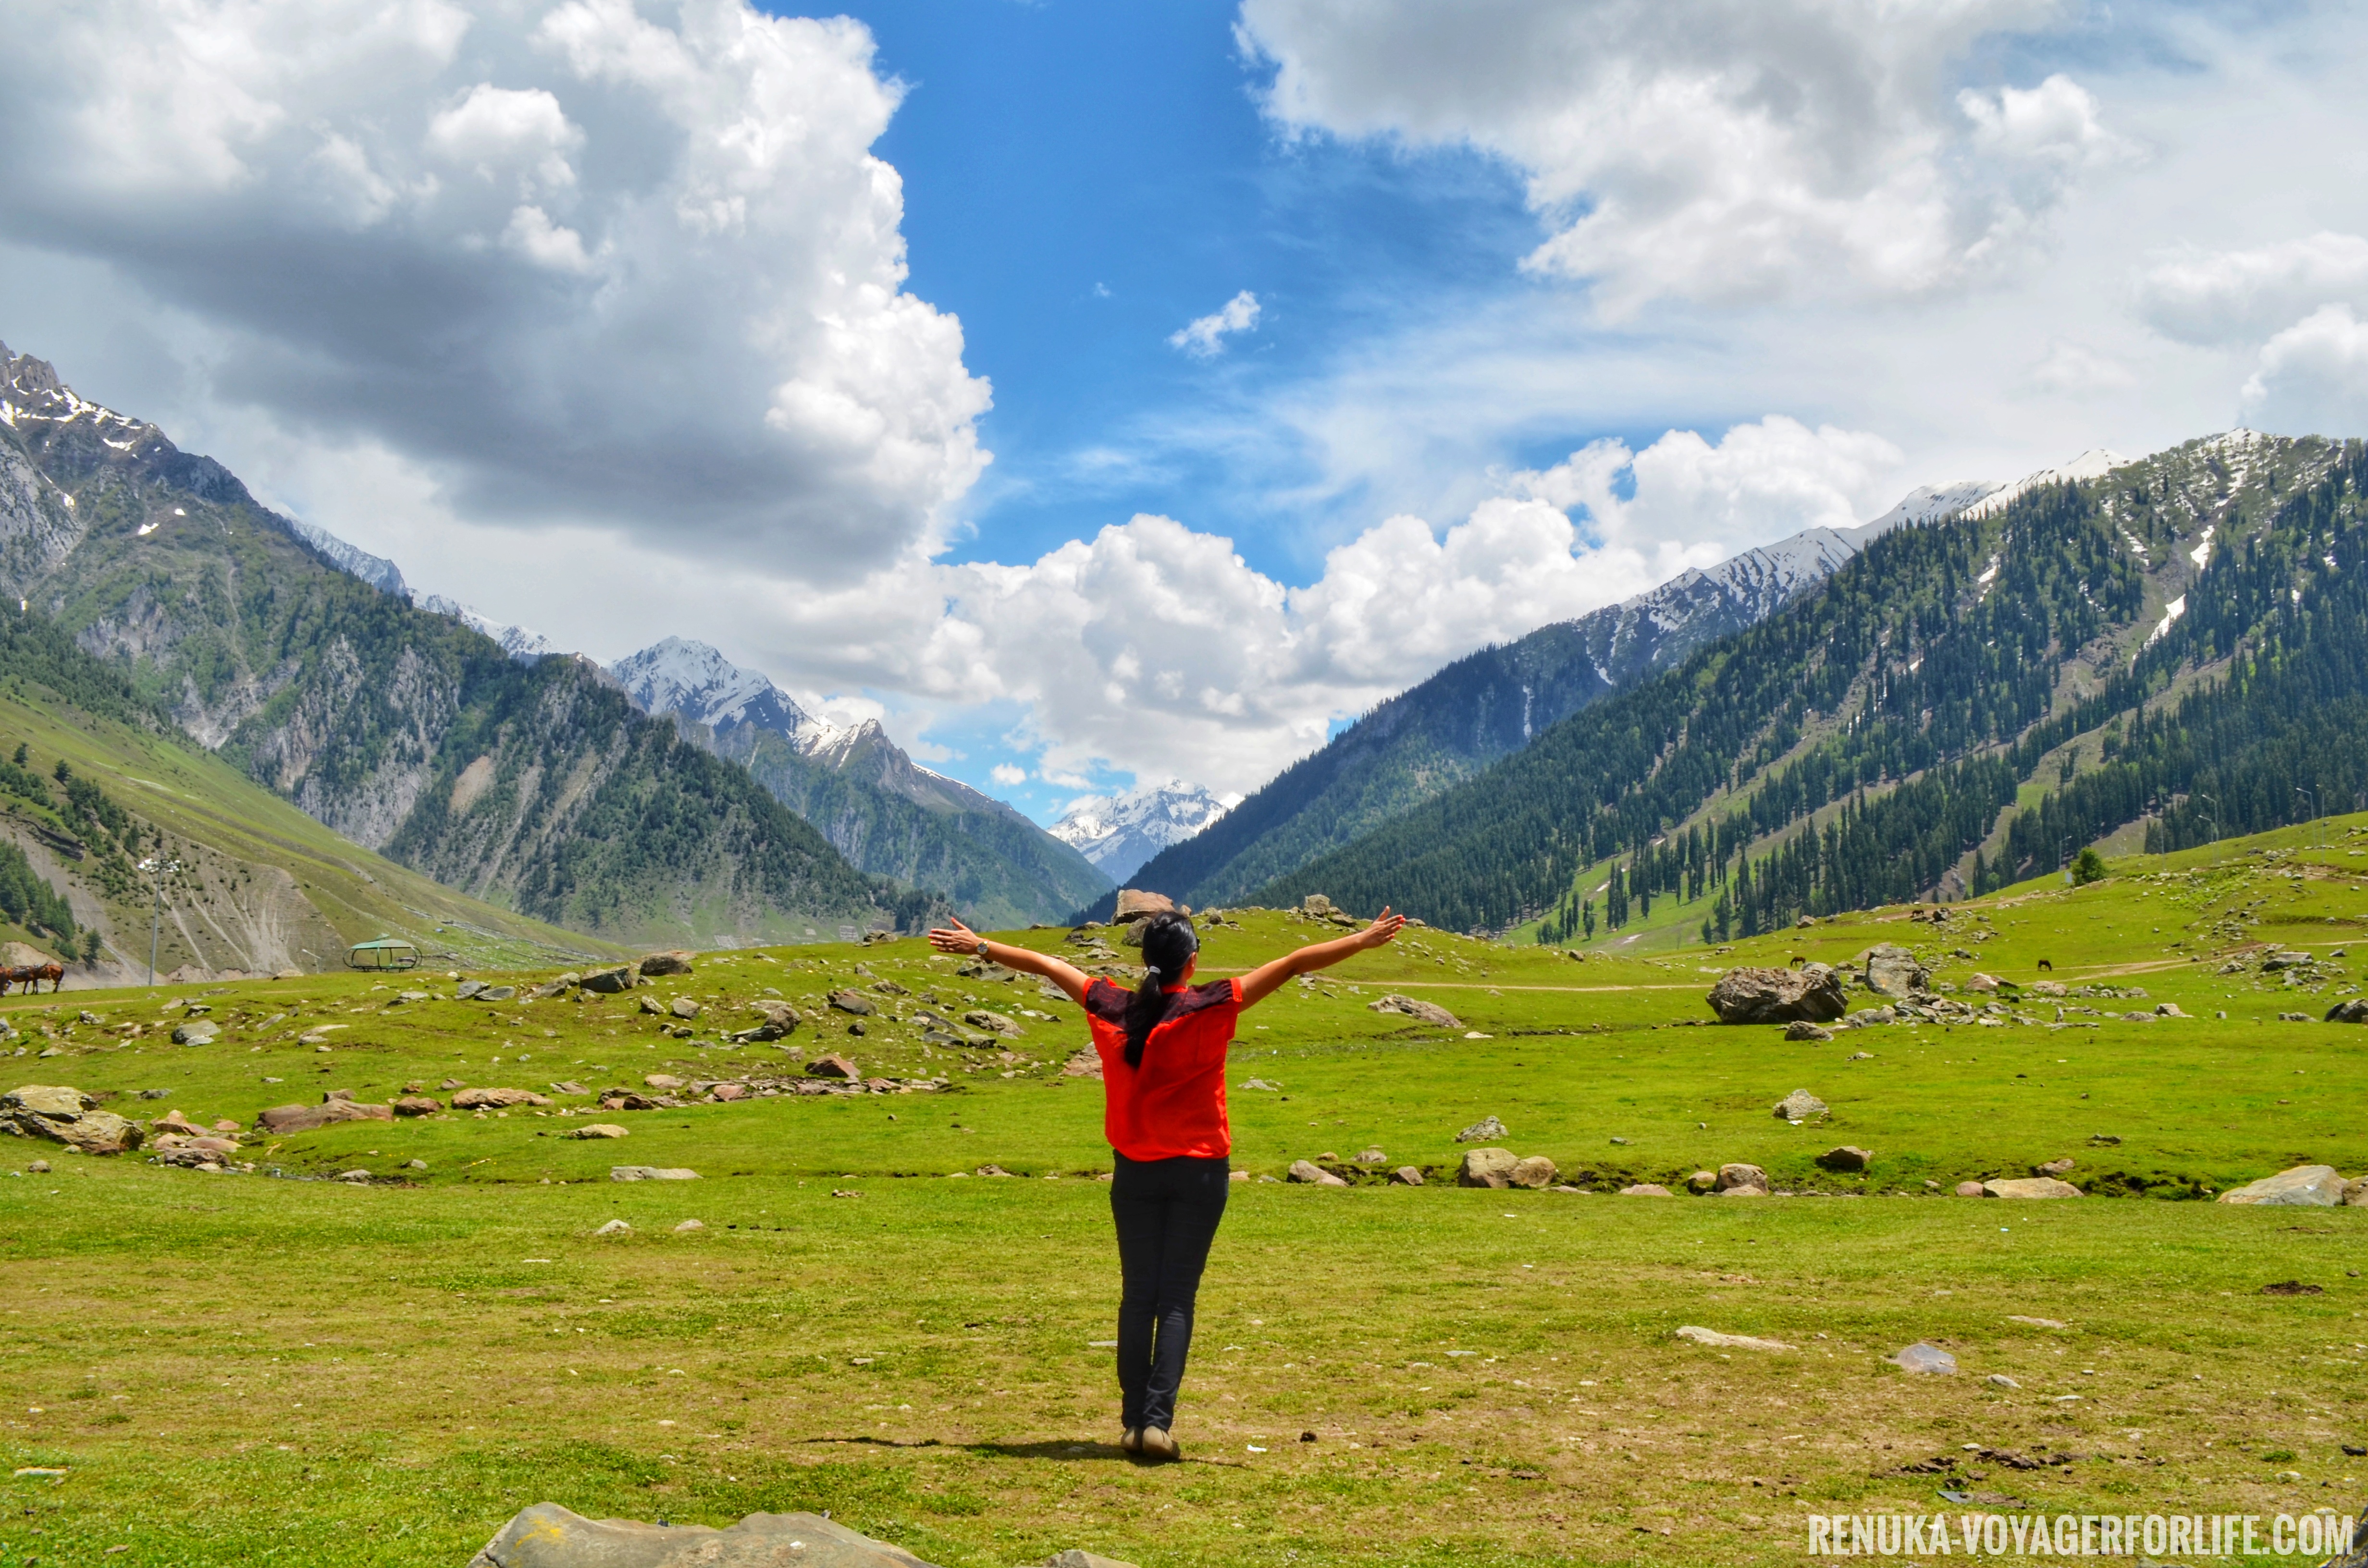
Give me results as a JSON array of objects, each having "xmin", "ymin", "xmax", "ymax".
[{"xmin": 0, "ymin": 962, "xmax": 64, "ymax": 994}]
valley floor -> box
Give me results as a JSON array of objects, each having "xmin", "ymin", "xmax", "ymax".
[{"xmin": 1, "ymin": 818, "xmax": 2365, "ymax": 1565}]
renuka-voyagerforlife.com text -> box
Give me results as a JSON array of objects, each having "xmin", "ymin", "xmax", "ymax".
[{"xmin": 1805, "ymin": 1509, "xmax": 2359, "ymax": 1557}]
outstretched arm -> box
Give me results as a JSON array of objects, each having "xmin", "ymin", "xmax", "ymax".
[
  {"xmin": 926, "ymin": 917, "xmax": 1092, "ymax": 1006},
  {"xmin": 1239, "ymin": 907, "xmax": 1406, "ymax": 1007}
]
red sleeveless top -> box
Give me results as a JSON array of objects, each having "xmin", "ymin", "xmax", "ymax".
[{"xmin": 1083, "ymin": 977, "xmax": 1242, "ymax": 1161}]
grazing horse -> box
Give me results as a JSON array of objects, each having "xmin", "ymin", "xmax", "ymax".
[
  {"xmin": 0, "ymin": 962, "xmax": 64, "ymax": 994},
  {"xmin": 1788, "ymin": 954, "xmax": 1809, "ymax": 968},
  {"xmin": 2035, "ymin": 957, "xmax": 2053, "ymax": 972}
]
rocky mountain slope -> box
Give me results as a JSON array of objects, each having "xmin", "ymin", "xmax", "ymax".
[
  {"xmin": 1047, "ymin": 782, "xmax": 1233, "ymax": 882},
  {"xmin": 1110, "ymin": 488, "xmax": 2005, "ymax": 913},
  {"xmin": 612, "ymin": 637, "xmax": 1110, "ymax": 928},
  {"xmin": 1263, "ymin": 431, "xmax": 2368, "ymax": 938},
  {"xmin": 0, "ymin": 339, "xmax": 900, "ymax": 947}
]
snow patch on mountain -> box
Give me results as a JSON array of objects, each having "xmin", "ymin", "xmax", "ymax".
[
  {"xmin": 610, "ymin": 636, "xmax": 832, "ymax": 747},
  {"xmin": 284, "ymin": 517, "xmax": 407, "ymax": 598},
  {"xmin": 411, "ymin": 592, "xmax": 557, "ymax": 662},
  {"xmin": 1050, "ymin": 782, "xmax": 1237, "ymax": 882},
  {"xmin": 1961, "ymin": 449, "xmax": 2128, "ymax": 522}
]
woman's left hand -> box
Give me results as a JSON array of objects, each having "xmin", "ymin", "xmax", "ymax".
[
  {"xmin": 927, "ymin": 916, "xmax": 986, "ymax": 956},
  {"xmin": 1353, "ymin": 906, "xmax": 1407, "ymax": 949}
]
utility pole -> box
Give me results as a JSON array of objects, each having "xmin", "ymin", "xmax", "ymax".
[
  {"xmin": 2197, "ymin": 793, "xmax": 2218, "ymax": 846},
  {"xmin": 138, "ymin": 856, "xmax": 178, "ymax": 986},
  {"xmin": 2295, "ymin": 787, "xmax": 2320, "ymax": 853}
]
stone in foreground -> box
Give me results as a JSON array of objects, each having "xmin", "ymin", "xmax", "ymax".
[
  {"xmin": 1676, "ymin": 1325, "xmax": 1790, "ymax": 1351},
  {"xmin": 1, "ymin": 1085, "xmax": 144, "ymax": 1154},
  {"xmin": 1706, "ymin": 965, "xmax": 1846, "ymax": 1024},
  {"xmin": 470, "ymin": 1504, "xmax": 939, "ymax": 1567},
  {"xmin": 1369, "ymin": 993, "xmax": 1460, "ymax": 1028},
  {"xmin": 1982, "ymin": 1177, "xmax": 2081, "ymax": 1200},
  {"xmin": 2217, "ymin": 1164, "xmax": 2347, "ymax": 1207},
  {"xmin": 1889, "ymin": 1342, "xmax": 1958, "ymax": 1374}
]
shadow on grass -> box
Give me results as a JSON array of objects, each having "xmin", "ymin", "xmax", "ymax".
[{"xmin": 796, "ymin": 1435, "xmax": 1245, "ymax": 1467}]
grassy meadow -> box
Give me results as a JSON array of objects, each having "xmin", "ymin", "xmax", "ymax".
[{"xmin": 2, "ymin": 817, "xmax": 2366, "ymax": 1565}]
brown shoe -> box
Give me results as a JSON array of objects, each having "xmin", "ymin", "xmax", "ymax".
[
  {"xmin": 1121, "ymin": 1427, "xmax": 1144, "ymax": 1455},
  {"xmin": 1139, "ymin": 1426, "xmax": 1181, "ymax": 1462}
]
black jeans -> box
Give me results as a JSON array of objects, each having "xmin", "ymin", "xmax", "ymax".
[{"xmin": 1110, "ymin": 1152, "xmax": 1229, "ymax": 1432}]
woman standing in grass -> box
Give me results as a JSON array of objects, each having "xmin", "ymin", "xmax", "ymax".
[{"xmin": 930, "ymin": 904, "xmax": 1405, "ymax": 1461}]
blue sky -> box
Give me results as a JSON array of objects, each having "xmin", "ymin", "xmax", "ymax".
[{"xmin": 7, "ymin": 0, "xmax": 2368, "ymax": 821}]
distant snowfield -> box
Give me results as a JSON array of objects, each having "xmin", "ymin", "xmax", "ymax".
[{"xmin": 1049, "ymin": 782, "xmax": 1238, "ymax": 882}]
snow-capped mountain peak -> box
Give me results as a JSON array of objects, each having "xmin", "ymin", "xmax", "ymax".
[
  {"xmin": 411, "ymin": 592, "xmax": 558, "ymax": 662},
  {"xmin": 1049, "ymin": 782, "xmax": 1236, "ymax": 882},
  {"xmin": 609, "ymin": 637, "xmax": 835, "ymax": 748},
  {"xmin": 1961, "ymin": 450, "xmax": 2129, "ymax": 522}
]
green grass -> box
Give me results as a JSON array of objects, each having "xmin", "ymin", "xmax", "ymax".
[{"xmin": 2, "ymin": 818, "xmax": 2366, "ymax": 1565}]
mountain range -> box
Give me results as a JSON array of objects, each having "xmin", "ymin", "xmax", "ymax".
[{"xmin": 1047, "ymin": 782, "xmax": 1235, "ymax": 882}]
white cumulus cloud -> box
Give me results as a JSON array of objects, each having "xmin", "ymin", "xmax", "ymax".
[
  {"xmin": 1170, "ymin": 290, "xmax": 1262, "ymax": 357},
  {"xmin": 1237, "ymin": 0, "xmax": 2127, "ymax": 314},
  {"xmin": 2135, "ymin": 233, "xmax": 2368, "ymax": 347},
  {"xmin": 2240, "ymin": 304, "xmax": 2368, "ymax": 438},
  {"xmin": 0, "ymin": 0, "xmax": 990, "ymax": 578}
]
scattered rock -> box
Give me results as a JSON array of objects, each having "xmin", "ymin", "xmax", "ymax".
[
  {"xmin": 827, "ymin": 990, "xmax": 876, "ymax": 1017},
  {"xmin": 964, "ymin": 1009, "xmax": 1022, "ymax": 1037},
  {"xmin": 2006, "ymin": 1315, "xmax": 2067, "ymax": 1329},
  {"xmin": 1455, "ymin": 1115, "xmax": 1508, "ymax": 1143},
  {"xmin": 455, "ymin": 979, "xmax": 486, "ymax": 1000},
  {"xmin": 638, "ymin": 950, "xmax": 695, "ymax": 977},
  {"xmin": 673, "ymin": 1219, "xmax": 704, "ymax": 1233},
  {"xmin": 1890, "ymin": 1343, "xmax": 1958, "ymax": 1374},
  {"xmin": 2326, "ymin": 999, "xmax": 2368, "ymax": 1024},
  {"xmin": 1369, "ymin": 993, "xmax": 1461, "ymax": 1028},
  {"xmin": 255, "ymin": 1099, "xmax": 395, "ymax": 1133},
  {"xmin": 645, "ymin": 1074, "xmax": 683, "ymax": 1090},
  {"xmin": 2346, "ymin": 1177, "xmax": 2368, "ymax": 1208},
  {"xmin": 469, "ymin": 1504, "xmax": 958, "ymax": 1568},
  {"xmin": 1954, "ymin": 1181, "xmax": 1985, "ymax": 1197},
  {"xmin": 1044, "ymin": 1550, "xmax": 1143, "ymax": 1568},
  {"xmin": 1981, "ymin": 1177, "xmax": 2081, "ymax": 1200},
  {"xmin": 669, "ymin": 997, "xmax": 702, "ymax": 1021},
  {"xmin": 1986, "ymin": 1373, "xmax": 2021, "ymax": 1388},
  {"xmin": 593, "ymin": 1219, "xmax": 631, "ymax": 1237},
  {"xmin": 610, "ymin": 1166, "xmax": 700, "ymax": 1181},
  {"xmin": 2027, "ymin": 980, "xmax": 2067, "ymax": 997},
  {"xmin": 452, "ymin": 1088, "xmax": 552, "ymax": 1110},
  {"xmin": 1687, "ymin": 1170, "xmax": 1717, "ymax": 1193},
  {"xmin": 1061, "ymin": 1051, "xmax": 1103, "ymax": 1080},
  {"xmin": 1508, "ymin": 1155, "xmax": 1558, "ymax": 1189},
  {"xmin": 1715, "ymin": 1163, "xmax": 1770, "ymax": 1196},
  {"xmin": 336, "ymin": 1169, "xmax": 372, "ymax": 1183},
  {"xmin": 1783, "ymin": 1020, "xmax": 1833, "ymax": 1042},
  {"xmin": 1706, "ymin": 966, "xmax": 1847, "ymax": 1024},
  {"xmin": 1456, "ymin": 1148, "xmax": 1519, "ymax": 1189},
  {"xmin": 1772, "ymin": 1088, "xmax": 1827, "ymax": 1120},
  {"xmin": 2217, "ymin": 1164, "xmax": 2347, "ymax": 1207},
  {"xmin": 1354, "ymin": 1146, "xmax": 1386, "ymax": 1164},
  {"xmin": 2033, "ymin": 1157, "xmax": 2077, "ymax": 1177},
  {"xmin": 807, "ymin": 1054, "xmax": 860, "ymax": 1079},
  {"xmin": 599, "ymin": 1093, "xmax": 664, "ymax": 1112},
  {"xmin": 1676, "ymin": 1325, "xmax": 1791, "ymax": 1351},
  {"xmin": 1388, "ymin": 1165, "xmax": 1425, "ymax": 1186},
  {"xmin": 567, "ymin": 1124, "xmax": 630, "ymax": 1139},
  {"xmin": 2154, "ymin": 1002, "xmax": 2188, "ymax": 1018},
  {"xmin": 1965, "ymin": 973, "xmax": 2000, "ymax": 992},
  {"xmin": 170, "ymin": 1020, "xmax": 219, "ymax": 1045},
  {"xmin": 440, "ymin": 1078, "xmax": 465, "ymax": 1090},
  {"xmin": 1861, "ymin": 944, "xmax": 1932, "ymax": 999},
  {"xmin": 579, "ymin": 964, "xmax": 640, "ymax": 995},
  {"xmin": 638, "ymin": 995, "xmax": 668, "ymax": 1017},
  {"xmin": 2279, "ymin": 1012, "xmax": 2312, "ymax": 1023},
  {"xmin": 25, "ymin": 1159, "xmax": 47, "ymax": 1173},
  {"xmin": 1288, "ymin": 1159, "xmax": 1348, "ymax": 1187},
  {"xmin": 1621, "ymin": 1183, "xmax": 1674, "ymax": 1197},
  {"xmin": 477, "ymin": 984, "xmax": 517, "ymax": 1003},
  {"xmin": 735, "ymin": 1001, "xmax": 802, "ymax": 1041},
  {"xmin": 391, "ymin": 1096, "xmax": 443, "ymax": 1117},
  {"xmin": 1817, "ymin": 1146, "xmax": 1873, "ymax": 1172}
]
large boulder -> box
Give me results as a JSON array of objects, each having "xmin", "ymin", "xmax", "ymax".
[
  {"xmin": 826, "ymin": 990, "xmax": 876, "ymax": 1017},
  {"xmin": 579, "ymin": 964, "xmax": 640, "ymax": 995},
  {"xmin": 1369, "ymin": 994, "xmax": 1461, "ymax": 1028},
  {"xmin": 1861, "ymin": 945, "xmax": 1930, "ymax": 999},
  {"xmin": 1507, "ymin": 1155, "xmax": 1558, "ymax": 1189},
  {"xmin": 0, "ymin": 1086, "xmax": 144, "ymax": 1154},
  {"xmin": 255, "ymin": 1099, "xmax": 395, "ymax": 1134},
  {"xmin": 1112, "ymin": 889, "xmax": 1175, "ymax": 924},
  {"xmin": 2326, "ymin": 999, "xmax": 2368, "ymax": 1024},
  {"xmin": 964, "ymin": 1009, "xmax": 1022, "ymax": 1037},
  {"xmin": 1982, "ymin": 1177, "xmax": 2082, "ymax": 1200},
  {"xmin": 469, "ymin": 1504, "xmax": 939, "ymax": 1568},
  {"xmin": 1773, "ymin": 1089, "xmax": 1828, "ymax": 1120},
  {"xmin": 1715, "ymin": 1163, "xmax": 1769, "ymax": 1195},
  {"xmin": 1706, "ymin": 966, "xmax": 1846, "ymax": 1024},
  {"xmin": 2218, "ymin": 1164, "xmax": 2348, "ymax": 1207},
  {"xmin": 171, "ymin": 1019, "xmax": 219, "ymax": 1045},
  {"xmin": 734, "ymin": 1001, "xmax": 802, "ymax": 1042},
  {"xmin": 638, "ymin": 950, "xmax": 696, "ymax": 977},
  {"xmin": 1456, "ymin": 1147, "xmax": 1520, "ymax": 1188},
  {"xmin": 1817, "ymin": 1145, "xmax": 1873, "ymax": 1172}
]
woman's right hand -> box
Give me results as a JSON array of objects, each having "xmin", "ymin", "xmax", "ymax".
[{"xmin": 927, "ymin": 917, "xmax": 984, "ymax": 956}]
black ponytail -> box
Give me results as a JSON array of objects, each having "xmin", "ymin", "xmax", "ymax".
[{"xmin": 1122, "ymin": 911, "xmax": 1200, "ymax": 1068}]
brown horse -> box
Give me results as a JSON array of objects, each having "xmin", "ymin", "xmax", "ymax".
[{"xmin": 0, "ymin": 962, "xmax": 64, "ymax": 994}]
